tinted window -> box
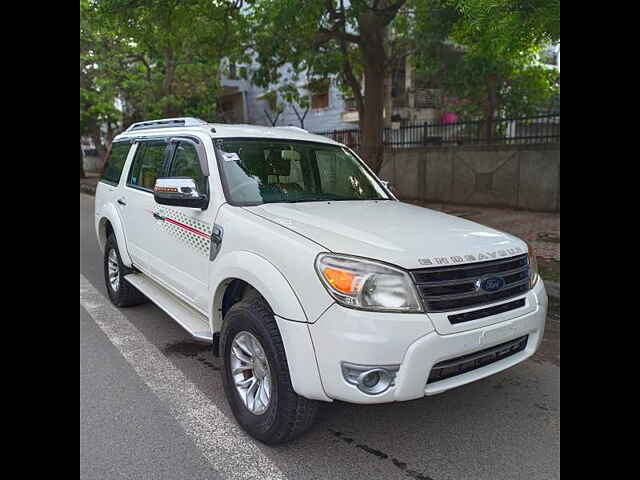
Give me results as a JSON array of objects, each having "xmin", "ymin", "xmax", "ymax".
[
  {"xmin": 101, "ymin": 142, "xmax": 131, "ymax": 185},
  {"xmin": 128, "ymin": 141, "xmax": 167, "ymax": 190},
  {"xmin": 217, "ymin": 139, "xmax": 388, "ymax": 205},
  {"xmin": 169, "ymin": 142, "xmax": 205, "ymax": 193}
]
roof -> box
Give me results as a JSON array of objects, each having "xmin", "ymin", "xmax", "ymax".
[
  {"xmin": 210, "ymin": 124, "xmax": 341, "ymax": 145},
  {"xmin": 115, "ymin": 119, "xmax": 342, "ymax": 146}
]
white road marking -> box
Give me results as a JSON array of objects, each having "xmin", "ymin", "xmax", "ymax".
[{"xmin": 80, "ymin": 274, "xmax": 286, "ymax": 480}]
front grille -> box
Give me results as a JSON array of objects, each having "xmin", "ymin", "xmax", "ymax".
[
  {"xmin": 411, "ymin": 254, "xmax": 529, "ymax": 313},
  {"xmin": 448, "ymin": 298, "xmax": 525, "ymax": 324},
  {"xmin": 427, "ymin": 335, "xmax": 528, "ymax": 384}
]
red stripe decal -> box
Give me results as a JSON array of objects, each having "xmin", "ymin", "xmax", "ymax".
[{"xmin": 162, "ymin": 216, "xmax": 210, "ymax": 239}]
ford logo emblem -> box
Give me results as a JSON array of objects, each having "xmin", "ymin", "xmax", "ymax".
[{"xmin": 476, "ymin": 276, "xmax": 505, "ymax": 293}]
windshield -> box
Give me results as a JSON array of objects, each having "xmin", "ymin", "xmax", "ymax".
[{"xmin": 215, "ymin": 139, "xmax": 389, "ymax": 205}]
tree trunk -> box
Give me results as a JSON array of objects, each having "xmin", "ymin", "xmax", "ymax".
[
  {"xmin": 360, "ymin": 63, "xmax": 385, "ymax": 173},
  {"xmin": 383, "ymin": 28, "xmax": 393, "ymax": 130},
  {"xmin": 89, "ymin": 124, "xmax": 111, "ymax": 175},
  {"xmin": 358, "ymin": 14, "xmax": 387, "ymax": 174},
  {"xmin": 90, "ymin": 131, "xmax": 105, "ymax": 163},
  {"xmin": 264, "ymin": 110, "xmax": 281, "ymax": 126},
  {"xmin": 292, "ymin": 104, "xmax": 309, "ymax": 129},
  {"xmin": 80, "ymin": 140, "xmax": 85, "ymax": 179}
]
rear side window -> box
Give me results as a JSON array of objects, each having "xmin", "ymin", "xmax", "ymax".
[
  {"xmin": 101, "ymin": 142, "xmax": 131, "ymax": 185},
  {"xmin": 128, "ymin": 141, "xmax": 167, "ymax": 191},
  {"xmin": 168, "ymin": 142, "xmax": 206, "ymax": 193}
]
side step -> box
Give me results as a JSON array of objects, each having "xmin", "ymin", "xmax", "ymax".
[{"xmin": 124, "ymin": 273, "xmax": 213, "ymax": 342}]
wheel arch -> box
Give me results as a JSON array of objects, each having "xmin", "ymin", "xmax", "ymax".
[
  {"xmin": 210, "ymin": 254, "xmax": 330, "ymax": 402},
  {"xmin": 208, "ymin": 251, "xmax": 308, "ymax": 334},
  {"xmin": 96, "ymin": 203, "xmax": 133, "ymax": 268}
]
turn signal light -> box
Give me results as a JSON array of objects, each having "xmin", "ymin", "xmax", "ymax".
[{"xmin": 322, "ymin": 267, "xmax": 356, "ymax": 294}]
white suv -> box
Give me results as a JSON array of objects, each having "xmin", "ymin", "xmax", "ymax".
[{"xmin": 95, "ymin": 117, "xmax": 548, "ymax": 444}]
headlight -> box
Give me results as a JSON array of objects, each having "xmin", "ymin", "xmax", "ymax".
[
  {"xmin": 527, "ymin": 241, "xmax": 539, "ymax": 288},
  {"xmin": 315, "ymin": 254, "xmax": 423, "ymax": 312}
]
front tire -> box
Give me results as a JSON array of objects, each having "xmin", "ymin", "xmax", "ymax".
[
  {"xmin": 104, "ymin": 234, "xmax": 148, "ymax": 307},
  {"xmin": 220, "ymin": 292, "xmax": 318, "ymax": 444}
]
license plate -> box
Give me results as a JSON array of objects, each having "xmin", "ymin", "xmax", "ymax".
[{"xmin": 480, "ymin": 322, "xmax": 517, "ymax": 345}]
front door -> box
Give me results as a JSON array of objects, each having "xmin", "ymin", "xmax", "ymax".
[{"xmin": 150, "ymin": 140, "xmax": 215, "ymax": 311}]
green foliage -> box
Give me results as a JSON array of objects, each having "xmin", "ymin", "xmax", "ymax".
[
  {"xmin": 81, "ymin": 0, "xmax": 244, "ymax": 151},
  {"xmin": 80, "ymin": 0, "xmax": 124, "ymax": 137},
  {"xmin": 261, "ymin": 90, "xmax": 283, "ymax": 114},
  {"xmin": 279, "ymin": 83, "xmax": 310, "ymax": 111},
  {"xmin": 415, "ymin": 0, "xmax": 560, "ymax": 120},
  {"xmin": 81, "ymin": 0, "xmax": 560, "ymax": 162}
]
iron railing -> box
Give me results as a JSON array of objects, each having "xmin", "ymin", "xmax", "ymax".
[{"xmin": 313, "ymin": 113, "xmax": 560, "ymax": 152}]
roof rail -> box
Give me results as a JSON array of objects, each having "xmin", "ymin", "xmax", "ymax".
[
  {"xmin": 125, "ymin": 117, "xmax": 208, "ymax": 132},
  {"xmin": 276, "ymin": 126, "xmax": 308, "ymax": 133}
]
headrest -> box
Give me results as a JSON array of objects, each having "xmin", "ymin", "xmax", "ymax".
[{"xmin": 266, "ymin": 150, "xmax": 291, "ymax": 177}]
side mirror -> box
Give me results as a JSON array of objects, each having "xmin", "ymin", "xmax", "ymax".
[{"xmin": 154, "ymin": 177, "xmax": 208, "ymax": 209}]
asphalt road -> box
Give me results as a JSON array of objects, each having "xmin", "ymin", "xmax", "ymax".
[{"xmin": 80, "ymin": 193, "xmax": 560, "ymax": 480}]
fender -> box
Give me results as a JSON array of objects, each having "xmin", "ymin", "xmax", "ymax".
[
  {"xmin": 208, "ymin": 250, "xmax": 331, "ymax": 402},
  {"xmin": 96, "ymin": 203, "xmax": 133, "ymax": 268},
  {"xmin": 208, "ymin": 250, "xmax": 307, "ymax": 332}
]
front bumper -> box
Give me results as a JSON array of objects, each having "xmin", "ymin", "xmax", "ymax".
[{"xmin": 308, "ymin": 279, "xmax": 547, "ymax": 404}]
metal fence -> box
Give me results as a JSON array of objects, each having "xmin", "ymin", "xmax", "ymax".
[{"xmin": 312, "ymin": 113, "xmax": 560, "ymax": 151}]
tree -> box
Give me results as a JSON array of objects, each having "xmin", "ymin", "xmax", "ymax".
[
  {"xmin": 279, "ymin": 76, "xmax": 327, "ymax": 129},
  {"xmin": 243, "ymin": 0, "xmax": 415, "ymax": 173},
  {"xmin": 80, "ymin": 143, "xmax": 86, "ymax": 179},
  {"xmin": 96, "ymin": 0, "xmax": 243, "ymax": 120},
  {"xmin": 80, "ymin": 0, "xmax": 126, "ymax": 165},
  {"xmin": 261, "ymin": 90, "xmax": 284, "ymax": 126},
  {"xmin": 415, "ymin": 0, "xmax": 560, "ymax": 139},
  {"xmin": 81, "ymin": 0, "xmax": 245, "ymax": 169}
]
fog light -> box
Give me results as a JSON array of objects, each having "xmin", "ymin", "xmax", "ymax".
[
  {"xmin": 341, "ymin": 362, "xmax": 400, "ymax": 395},
  {"xmin": 362, "ymin": 371, "xmax": 380, "ymax": 388}
]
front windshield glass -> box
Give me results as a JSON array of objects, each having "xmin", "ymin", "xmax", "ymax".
[{"xmin": 215, "ymin": 139, "xmax": 389, "ymax": 205}]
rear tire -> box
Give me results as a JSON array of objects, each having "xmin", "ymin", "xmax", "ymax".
[
  {"xmin": 220, "ymin": 292, "xmax": 318, "ymax": 444},
  {"xmin": 104, "ymin": 234, "xmax": 148, "ymax": 307}
]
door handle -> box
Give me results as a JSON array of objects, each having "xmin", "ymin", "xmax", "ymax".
[{"xmin": 117, "ymin": 198, "xmax": 127, "ymax": 206}]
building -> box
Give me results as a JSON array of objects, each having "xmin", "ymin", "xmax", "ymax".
[{"xmin": 218, "ymin": 57, "xmax": 445, "ymax": 133}]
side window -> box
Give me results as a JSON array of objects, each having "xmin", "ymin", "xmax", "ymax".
[
  {"xmin": 101, "ymin": 142, "xmax": 131, "ymax": 185},
  {"xmin": 128, "ymin": 141, "xmax": 167, "ymax": 191},
  {"xmin": 168, "ymin": 142, "xmax": 206, "ymax": 193}
]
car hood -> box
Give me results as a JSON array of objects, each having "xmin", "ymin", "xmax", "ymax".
[{"xmin": 245, "ymin": 200, "xmax": 527, "ymax": 269}]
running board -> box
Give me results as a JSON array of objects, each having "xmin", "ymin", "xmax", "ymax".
[{"xmin": 124, "ymin": 273, "xmax": 213, "ymax": 342}]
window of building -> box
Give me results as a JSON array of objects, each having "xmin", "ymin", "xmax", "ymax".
[{"xmin": 311, "ymin": 91, "xmax": 329, "ymax": 110}]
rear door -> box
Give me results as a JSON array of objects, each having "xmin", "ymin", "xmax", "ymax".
[
  {"xmin": 120, "ymin": 139, "xmax": 172, "ymax": 283},
  {"xmin": 95, "ymin": 140, "xmax": 136, "ymax": 249},
  {"xmin": 95, "ymin": 140, "xmax": 134, "ymax": 217}
]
